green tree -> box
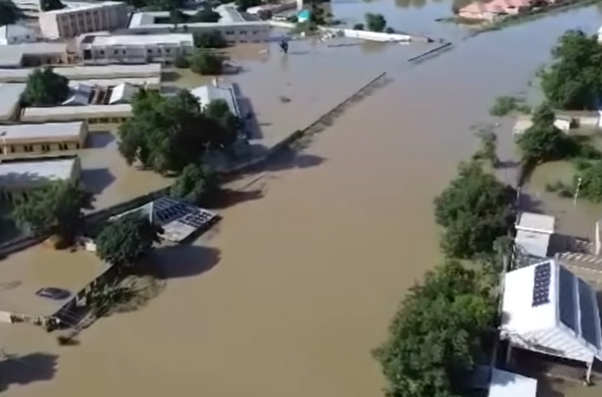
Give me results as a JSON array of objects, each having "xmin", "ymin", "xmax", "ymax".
[
  {"xmin": 95, "ymin": 213, "xmax": 161, "ymax": 269},
  {"xmin": 365, "ymin": 13, "xmax": 386, "ymax": 32},
  {"xmin": 191, "ymin": 6, "xmax": 221, "ymax": 23},
  {"xmin": 539, "ymin": 30, "xmax": 602, "ymax": 110},
  {"xmin": 40, "ymin": 0, "xmax": 65, "ymax": 11},
  {"xmin": 194, "ymin": 31, "xmax": 227, "ymax": 48},
  {"xmin": 235, "ymin": 0, "xmax": 261, "ymax": 11},
  {"xmin": 353, "ymin": 23, "xmax": 364, "ymax": 30},
  {"xmin": 204, "ymin": 99, "xmax": 240, "ymax": 144},
  {"xmin": 190, "ymin": 49, "xmax": 224, "ymax": 75},
  {"xmin": 24, "ymin": 67, "xmax": 70, "ymax": 106},
  {"xmin": 516, "ymin": 103, "xmax": 569, "ymax": 164},
  {"xmin": 434, "ymin": 161, "xmax": 515, "ymax": 259},
  {"xmin": 118, "ymin": 89, "xmax": 236, "ymax": 174},
  {"xmin": 174, "ymin": 54, "xmax": 190, "ymax": 68},
  {"xmin": 473, "ymin": 129, "xmax": 498, "ymax": 167},
  {"xmin": 171, "ymin": 163, "xmax": 220, "ymax": 205},
  {"xmin": 374, "ymin": 261, "xmax": 495, "ymax": 397},
  {"xmin": 12, "ymin": 180, "xmax": 94, "ymax": 244},
  {"xmin": 0, "ymin": 2, "xmax": 19, "ymax": 25}
]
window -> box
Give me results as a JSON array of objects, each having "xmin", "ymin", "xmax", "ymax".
[
  {"xmin": 23, "ymin": 145, "xmax": 33, "ymax": 152},
  {"xmin": 42, "ymin": 144, "xmax": 50, "ymax": 152},
  {"xmin": 58, "ymin": 143, "xmax": 68, "ymax": 151},
  {"xmin": 240, "ymin": 31, "xmax": 247, "ymax": 35}
]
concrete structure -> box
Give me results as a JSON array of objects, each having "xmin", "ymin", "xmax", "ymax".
[
  {"xmin": 0, "ymin": 156, "xmax": 81, "ymax": 201},
  {"xmin": 0, "ymin": 42, "xmax": 71, "ymax": 68},
  {"xmin": 514, "ymin": 212, "xmax": 556, "ymax": 261},
  {"xmin": 21, "ymin": 104, "xmax": 131, "ymax": 124},
  {"xmin": 513, "ymin": 117, "xmax": 571, "ymax": 136},
  {"xmin": 0, "ymin": 83, "xmax": 27, "ymax": 122},
  {"xmin": 8, "ymin": 0, "xmax": 106, "ymax": 17},
  {"xmin": 0, "ymin": 63, "xmax": 161, "ymax": 83},
  {"xmin": 75, "ymin": 76, "xmax": 161, "ymax": 89},
  {"xmin": 126, "ymin": 9, "xmax": 272, "ymax": 44},
  {"xmin": 79, "ymin": 33, "xmax": 194, "ymax": 65},
  {"xmin": 190, "ymin": 84, "xmax": 240, "ymax": 117},
  {"xmin": 63, "ymin": 83, "xmax": 95, "ymax": 106},
  {"xmin": 320, "ymin": 27, "xmax": 413, "ymax": 42},
  {"xmin": 39, "ymin": 1, "xmax": 129, "ymax": 39},
  {"xmin": 0, "ymin": 122, "xmax": 88, "ymax": 155},
  {"xmin": 458, "ymin": 0, "xmax": 532, "ymax": 21},
  {"xmin": 108, "ymin": 82, "xmax": 138, "ymax": 104},
  {"xmin": 501, "ymin": 260, "xmax": 602, "ymax": 381},
  {"xmin": 0, "ymin": 24, "xmax": 38, "ymax": 45}
]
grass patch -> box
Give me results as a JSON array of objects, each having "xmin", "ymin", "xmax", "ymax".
[{"xmin": 489, "ymin": 96, "xmax": 531, "ymax": 117}]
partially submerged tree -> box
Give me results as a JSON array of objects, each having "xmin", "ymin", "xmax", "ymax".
[
  {"xmin": 12, "ymin": 181, "xmax": 94, "ymax": 245},
  {"xmin": 171, "ymin": 163, "xmax": 220, "ymax": 205},
  {"xmin": 434, "ymin": 160, "xmax": 515, "ymax": 259},
  {"xmin": 539, "ymin": 29, "xmax": 602, "ymax": 110},
  {"xmin": 0, "ymin": 2, "xmax": 19, "ymax": 26},
  {"xmin": 190, "ymin": 5, "xmax": 221, "ymax": 23},
  {"xmin": 374, "ymin": 261, "xmax": 496, "ymax": 397},
  {"xmin": 190, "ymin": 49, "xmax": 224, "ymax": 75},
  {"xmin": 473, "ymin": 129, "xmax": 498, "ymax": 168},
  {"xmin": 40, "ymin": 0, "xmax": 65, "ymax": 11},
  {"xmin": 24, "ymin": 68, "xmax": 70, "ymax": 106},
  {"xmin": 194, "ymin": 31, "xmax": 228, "ymax": 49},
  {"xmin": 95, "ymin": 213, "xmax": 162, "ymax": 269},
  {"xmin": 365, "ymin": 13, "xmax": 387, "ymax": 32}
]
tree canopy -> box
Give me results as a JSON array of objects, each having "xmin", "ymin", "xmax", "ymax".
[
  {"xmin": 117, "ymin": 89, "xmax": 238, "ymax": 174},
  {"xmin": 194, "ymin": 31, "xmax": 227, "ymax": 49},
  {"xmin": 24, "ymin": 68, "xmax": 70, "ymax": 107},
  {"xmin": 516, "ymin": 103, "xmax": 571, "ymax": 165},
  {"xmin": 191, "ymin": 49, "xmax": 224, "ymax": 75},
  {"xmin": 171, "ymin": 163, "xmax": 220, "ymax": 205},
  {"xmin": 365, "ymin": 13, "xmax": 387, "ymax": 32},
  {"xmin": 40, "ymin": 0, "xmax": 65, "ymax": 11},
  {"xmin": 235, "ymin": 0, "xmax": 261, "ymax": 12},
  {"xmin": 434, "ymin": 161, "xmax": 515, "ymax": 259},
  {"xmin": 0, "ymin": 2, "xmax": 18, "ymax": 26},
  {"xmin": 95, "ymin": 213, "xmax": 161, "ymax": 269},
  {"xmin": 374, "ymin": 261, "xmax": 496, "ymax": 397},
  {"xmin": 12, "ymin": 180, "xmax": 94, "ymax": 243},
  {"xmin": 539, "ymin": 29, "xmax": 602, "ymax": 110}
]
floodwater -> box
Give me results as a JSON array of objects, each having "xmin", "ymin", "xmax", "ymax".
[{"xmin": 2, "ymin": 4, "xmax": 602, "ymax": 397}]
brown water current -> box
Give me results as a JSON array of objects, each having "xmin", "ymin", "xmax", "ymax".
[{"xmin": 2, "ymin": 6, "xmax": 602, "ymax": 397}]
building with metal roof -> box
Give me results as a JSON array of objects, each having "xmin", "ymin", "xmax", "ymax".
[
  {"xmin": 488, "ymin": 368, "xmax": 537, "ymax": 397},
  {"xmin": 21, "ymin": 104, "xmax": 132, "ymax": 124},
  {"xmin": 0, "ymin": 42, "xmax": 70, "ymax": 68},
  {"xmin": 514, "ymin": 212, "xmax": 556, "ymax": 261},
  {"xmin": 0, "ymin": 156, "xmax": 81, "ymax": 201},
  {"xmin": 501, "ymin": 259, "xmax": 602, "ymax": 379},
  {"xmin": 0, "ymin": 83, "xmax": 27, "ymax": 122},
  {"xmin": 190, "ymin": 84, "xmax": 240, "ymax": 117},
  {"xmin": 0, "ymin": 64, "xmax": 162, "ymax": 83},
  {"xmin": 63, "ymin": 83, "xmax": 95, "ymax": 106},
  {"xmin": 108, "ymin": 83, "xmax": 139, "ymax": 104},
  {"xmin": 0, "ymin": 122, "xmax": 88, "ymax": 156}
]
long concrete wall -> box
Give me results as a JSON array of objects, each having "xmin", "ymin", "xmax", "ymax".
[{"xmin": 325, "ymin": 28, "xmax": 413, "ymax": 42}]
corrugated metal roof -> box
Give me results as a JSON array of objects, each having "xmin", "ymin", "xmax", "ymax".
[{"xmin": 190, "ymin": 84, "xmax": 240, "ymax": 117}]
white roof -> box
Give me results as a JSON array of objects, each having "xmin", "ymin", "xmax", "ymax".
[
  {"xmin": 74, "ymin": 76, "xmax": 160, "ymax": 87},
  {"xmin": 22, "ymin": 104, "xmax": 132, "ymax": 121},
  {"xmin": 84, "ymin": 33, "xmax": 194, "ymax": 47},
  {"xmin": 109, "ymin": 83, "xmax": 138, "ymax": 104},
  {"xmin": 128, "ymin": 11, "xmax": 270, "ymax": 29},
  {"xmin": 216, "ymin": 4, "xmax": 246, "ymax": 23},
  {"xmin": 513, "ymin": 118, "xmax": 571, "ymax": 134},
  {"xmin": 191, "ymin": 84, "xmax": 239, "ymax": 117},
  {"xmin": 0, "ymin": 83, "xmax": 26, "ymax": 119},
  {"xmin": 0, "ymin": 64, "xmax": 161, "ymax": 83},
  {"xmin": 502, "ymin": 260, "xmax": 602, "ymax": 361},
  {"xmin": 0, "ymin": 25, "xmax": 36, "ymax": 45},
  {"xmin": 0, "ymin": 157, "xmax": 78, "ymax": 189},
  {"xmin": 0, "ymin": 122, "xmax": 83, "ymax": 142},
  {"xmin": 0, "ymin": 43, "xmax": 67, "ymax": 68},
  {"xmin": 516, "ymin": 212, "xmax": 555, "ymax": 234},
  {"xmin": 515, "ymin": 229, "xmax": 551, "ymax": 259},
  {"xmin": 488, "ymin": 369, "xmax": 537, "ymax": 397},
  {"xmin": 63, "ymin": 83, "xmax": 94, "ymax": 106}
]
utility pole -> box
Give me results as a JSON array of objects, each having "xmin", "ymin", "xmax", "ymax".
[{"xmin": 574, "ymin": 177, "xmax": 583, "ymax": 207}]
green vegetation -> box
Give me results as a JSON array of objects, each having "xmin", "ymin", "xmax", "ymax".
[
  {"xmin": 117, "ymin": 89, "xmax": 238, "ymax": 175},
  {"xmin": 473, "ymin": 128, "xmax": 499, "ymax": 168},
  {"xmin": 95, "ymin": 213, "xmax": 162, "ymax": 270},
  {"xmin": 374, "ymin": 260, "xmax": 496, "ymax": 397},
  {"xmin": 24, "ymin": 68, "xmax": 70, "ymax": 107},
  {"xmin": 40, "ymin": 0, "xmax": 65, "ymax": 11},
  {"xmin": 194, "ymin": 31, "xmax": 228, "ymax": 49},
  {"xmin": 235, "ymin": 0, "xmax": 261, "ymax": 11},
  {"xmin": 11, "ymin": 181, "xmax": 94, "ymax": 247},
  {"xmin": 489, "ymin": 95, "xmax": 531, "ymax": 117},
  {"xmin": 353, "ymin": 23, "xmax": 365, "ymax": 30},
  {"xmin": 539, "ymin": 29, "xmax": 602, "ymax": 110},
  {"xmin": 191, "ymin": 49, "xmax": 224, "ymax": 75},
  {"xmin": 174, "ymin": 54, "xmax": 190, "ymax": 68},
  {"xmin": 434, "ymin": 160, "xmax": 515, "ymax": 259},
  {"xmin": 0, "ymin": 2, "xmax": 19, "ymax": 25},
  {"xmin": 365, "ymin": 12, "xmax": 387, "ymax": 32},
  {"xmin": 171, "ymin": 164, "xmax": 220, "ymax": 205}
]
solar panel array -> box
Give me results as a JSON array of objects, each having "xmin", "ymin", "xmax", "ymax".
[
  {"xmin": 532, "ymin": 262, "xmax": 552, "ymax": 307},
  {"xmin": 578, "ymin": 278, "xmax": 600, "ymax": 348},
  {"xmin": 153, "ymin": 198, "xmax": 194, "ymax": 224},
  {"xmin": 558, "ymin": 266, "xmax": 578, "ymax": 333},
  {"xmin": 180, "ymin": 210, "xmax": 215, "ymax": 229}
]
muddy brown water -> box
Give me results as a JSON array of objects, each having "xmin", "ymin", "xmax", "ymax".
[{"xmin": 2, "ymin": 5, "xmax": 602, "ymax": 397}]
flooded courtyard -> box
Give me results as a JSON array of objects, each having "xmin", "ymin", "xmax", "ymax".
[{"xmin": 2, "ymin": 2, "xmax": 602, "ymax": 397}]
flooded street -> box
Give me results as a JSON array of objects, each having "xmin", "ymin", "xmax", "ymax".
[{"xmin": 2, "ymin": 4, "xmax": 602, "ymax": 397}]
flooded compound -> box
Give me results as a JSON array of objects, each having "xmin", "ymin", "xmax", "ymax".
[{"xmin": 2, "ymin": 3, "xmax": 602, "ymax": 397}]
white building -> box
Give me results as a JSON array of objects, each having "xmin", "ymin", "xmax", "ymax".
[
  {"xmin": 0, "ymin": 63, "xmax": 161, "ymax": 83},
  {"xmin": 190, "ymin": 84, "xmax": 240, "ymax": 117},
  {"xmin": 487, "ymin": 368, "xmax": 537, "ymax": 397},
  {"xmin": 0, "ymin": 25, "xmax": 38, "ymax": 45},
  {"xmin": 126, "ymin": 9, "xmax": 272, "ymax": 44},
  {"xmin": 514, "ymin": 212, "xmax": 556, "ymax": 261},
  {"xmin": 513, "ymin": 117, "xmax": 572, "ymax": 136},
  {"xmin": 0, "ymin": 157, "xmax": 81, "ymax": 201},
  {"xmin": 0, "ymin": 42, "xmax": 70, "ymax": 68},
  {"xmin": 79, "ymin": 33, "xmax": 194, "ymax": 65},
  {"xmin": 0, "ymin": 122, "xmax": 88, "ymax": 155},
  {"xmin": 21, "ymin": 104, "xmax": 132, "ymax": 125},
  {"xmin": 501, "ymin": 259, "xmax": 602, "ymax": 380}
]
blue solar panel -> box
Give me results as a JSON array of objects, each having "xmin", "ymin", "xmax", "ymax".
[
  {"xmin": 558, "ymin": 266, "xmax": 578, "ymax": 333},
  {"xmin": 180, "ymin": 211, "xmax": 214, "ymax": 228},
  {"xmin": 532, "ymin": 262, "xmax": 551, "ymax": 307},
  {"xmin": 578, "ymin": 278, "xmax": 600, "ymax": 348}
]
